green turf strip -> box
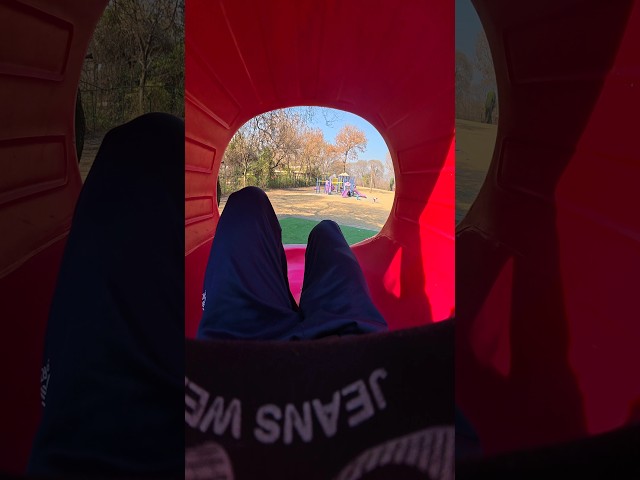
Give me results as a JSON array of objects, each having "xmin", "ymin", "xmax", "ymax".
[{"xmin": 279, "ymin": 217, "xmax": 377, "ymax": 245}]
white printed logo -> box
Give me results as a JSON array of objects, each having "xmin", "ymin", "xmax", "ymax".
[
  {"xmin": 40, "ymin": 359, "xmax": 51, "ymax": 407},
  {"xmin": 202, "ymin": 291, "xmax": 207, "ymax": 311},
  {"xmin": 185, "ymin": 441, "xmax": 234, "ymax": 480},
  {"xmin": 185, "ymin": 368, "xmax": 388, "ymax": 444},
  {"xmin": 333, "ymin": 426, "xmax": 454, "ymax": 480}
]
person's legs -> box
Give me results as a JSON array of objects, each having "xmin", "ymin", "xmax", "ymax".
[
  {"xmin": 28, "ymin": 113, "xmax": 184, "ymax": 476},
  {"xmin": 294, "ymin": 220, "xmax": 387, "ymax": 339},
  {"xmin": 197, "ymin": 186, "xmax": 301, "ymax": 340}
]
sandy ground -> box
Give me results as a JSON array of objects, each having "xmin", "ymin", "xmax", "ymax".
[
  {"xmin": 455, "ymin": 119, "xmax": 497, "ymax": 223},
  {"xmin": 220, "ymin": 187, "xmax": 395, "ymax": 231}
]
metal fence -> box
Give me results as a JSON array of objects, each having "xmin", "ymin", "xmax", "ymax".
[{"xmin": 219, "ymin": 171, "xmax": 316, "ymax": 196}]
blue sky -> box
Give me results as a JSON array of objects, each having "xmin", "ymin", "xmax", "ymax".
[
  {"xmin": 456, "ymin": 0, "xmax": 483, "ymax": 58},
  {"xmin": 307, "ymin": 108, "xmax": 391, "ymax": 163}
]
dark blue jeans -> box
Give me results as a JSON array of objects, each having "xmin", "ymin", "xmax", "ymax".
[
  {"xmin": 28, "ymin": 113, "xmax": 184, "ymax": 477},
  {"xmin": 197, "ymin": 186, "xmax": 388, "ymax": 340}
]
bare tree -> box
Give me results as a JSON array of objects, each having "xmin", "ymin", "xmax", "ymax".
[
  {"xmin": 474, "ymin": 30, "xmax": 498, "ymax": 124},
  {"xmin": 81, "ymin": 0, "xmax": 184, "ymax": 132},
  {"xmin": 350, "ymin": 160, "xmax": 370, "ymax": 186},
  {"xmin": 223, "ymin": 124, "xmax": 259, "ymax": 188},
  {"xmin": 384, "ymin": 152, "xmax": 395, "ymax": 190},
  {"xmin": 299, "ymin": 128, "xmax": 327, "ymax": 176},
  {"xmin": 251, "ymin": 109, "xmax": 305, "ymax": 180},
  {"xmin": 97, "ymin": 0, "xmax": 183, "ymax": 114},
  {"xmin": 368, "ymin": 159, "xmax": 384, "ymax": 191},
  {"xmin": 319, "ymin": 107, "xmax": 343, "ymax": 127},
  {"xmin": 322, "ymin": 144, "xmax": 346, "ymax": 176},
  {"xmin": 456, "ymin": 50, "xmax": 473, "ymax": 119},
  {"xmin": 474, "ymin": 30, "xmax": 495, "ymax": 88},
  {"xmin": 349, "ymin": 159, "xmax": 384, "ymax": 191},
  {"xmin": 334, "ymin": 125, "xmax": 367, "ymax": 173}
]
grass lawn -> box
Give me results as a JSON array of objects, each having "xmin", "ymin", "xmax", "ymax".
[{"xmin": 279, "ymin": 217, "xmax": 377, "ymax": 245}]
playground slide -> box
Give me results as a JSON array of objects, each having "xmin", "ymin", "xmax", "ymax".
[{"xmin": 353, "ymin": 189, "xmax": 366, "ymax": 198}]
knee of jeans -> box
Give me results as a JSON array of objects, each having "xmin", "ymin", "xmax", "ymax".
[
  {"xmin": 316, "ymin": 219, "xmax": 339, "ymax": 231},
  {"xmin": 228, "ymin": 186, "xmax": 269, "ymax": 206},
  {"xmin": 308, "ymin": 220, "xmax": 343, "ymax": 244}
]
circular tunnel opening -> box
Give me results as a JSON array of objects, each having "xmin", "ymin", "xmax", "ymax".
[
  {"xmin": 185, "ymin": 0, "xmax": 455, "ymax": 335},
  {"xmin": 217, "ymin": 106, "xmax": 395, "ymax": 247}
]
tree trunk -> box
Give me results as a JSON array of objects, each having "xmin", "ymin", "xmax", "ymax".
[
  {"xmin": 138, "ymin": 69, "xmax": 148, "ymax": 115},
  {"xmin": 74, "ymin": 90, "xmax": 85, "ymax": 162}
]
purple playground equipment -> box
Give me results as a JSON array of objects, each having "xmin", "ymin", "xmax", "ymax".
[
  {"xmin": 315, "ymin": 176, "xmax": 369, "ymax": 199},
  {"xmin": 315, "ymin": 177, "xmax": 334, "ymax": 194},
  {"xmin": 340, "ymin": 179, "xmax": 366, "ymax": 199},
  {"xmin": 316, "ymin": 176, "xmax": 357, "ymax": 195},
  {"xmin": 353, "ymin": 188, "xmax": 366, "ymax": 199}
]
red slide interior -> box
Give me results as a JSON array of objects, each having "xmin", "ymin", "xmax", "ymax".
[
  {"xmin": 3, "ymin": 0, "xmax": 637, "ymax": 474},
  {"xmin": 184, "ymin": 0, "xmax": 456, "ymax": 336},
  {"xmin": 457, "ymin": 0, "xmax": 640, "ymax": 455},
  {"xmin": 0, "ymin": 0, "xmax": 107, "ymax": 473}
]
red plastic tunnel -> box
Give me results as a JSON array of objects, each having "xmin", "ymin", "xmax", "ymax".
[
  {"xmin": 457, "ymin": 0, "xmax": 640, "ymax": 455},
  {"xmin": 184, "ymin": 0, "xmax": 456, "ymax": 336},
  {"xmin": 0, "ymin": 1, "xmax": 455, "ymax": 472},
  {"xmin": 0, "ymin": 0, "xmax": 108, "ymax": 473},
  {"xmin": 0, "ymin": 0, "xmax": 638, "ymax": 475}
]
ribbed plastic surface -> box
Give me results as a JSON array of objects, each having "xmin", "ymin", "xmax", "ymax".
[
  {"xmin": 185, "ymin": 0, "xmax": 455, "ymax": 336},
  {"xmin": 0, "ymin": 0, "xmax": 108, "ymax": 473},
  {"xmin": 457, "ymin": 0, "xmax": 640, "ymax": 455}
]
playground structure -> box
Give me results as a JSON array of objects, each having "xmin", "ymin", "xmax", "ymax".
[
  {"xmin": 341, "ymin": 183, "xmax": 366, "ymax": 199},
  {"xmin": 315, "ymin": 174, "xmax": 362, "ymax": 197},
  {"xmin": 341, "ymin": 181, "xmax": 367, "ymax": 199},
  {"xmin": 0, "ymin": 0, "xmax": 638, "ymax": 475}
]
